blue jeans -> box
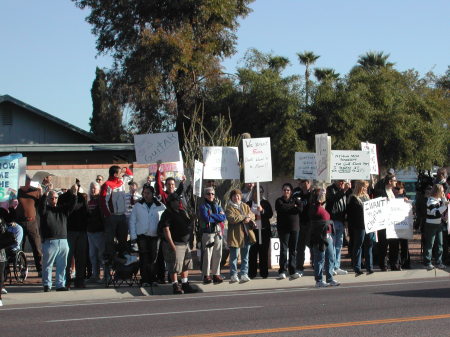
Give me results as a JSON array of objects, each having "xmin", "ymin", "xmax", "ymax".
[
  {"xmin": 352, "ymin": 228, "xmax": 374, "ymax": 272},
  {"xmin": 42, "ymin": 239, "xmax": 69, "ymax": 289},
  {"xmin": 313, "ymin": 236, "xmax": 335, "ymax": 282},
  {"xmin": 332, "ymin": 220, "xmax": 344, "ymax": 270},
  {"xmin": 229, "ymin": 242, "xmax": 251, "ymax": 277}
]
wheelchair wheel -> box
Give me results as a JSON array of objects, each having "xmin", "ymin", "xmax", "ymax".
[{"xmin": 13, "ymin": 251, "xmax": 28, "ymax": 283}]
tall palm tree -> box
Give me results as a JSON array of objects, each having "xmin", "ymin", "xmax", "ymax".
[
  {"xmin": 314, "ymin": 68, "xmax": 340, "ymax": 83},
  {"xmin": 268, "ymin": 56, "xmax": 290, "ymax": 73},
  {"xmin": 297, "ymin": 51, "xmax": 320, "ymax": 106},
  {"xmin": 357, "ymin": 51, "xmax": 394, "ymax": 70}
]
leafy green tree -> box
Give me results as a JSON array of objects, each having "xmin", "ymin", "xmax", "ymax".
[
  {"xmin": 90, "ymin": 67, "xmax": 124, "ymax": 142},
  {"xmin": 297, "ymin": 51, "xmax": 320, "ymax": 106},
  {"xmin": 73, "ymin": 0, "xmax": 254, "ymax": 138}
]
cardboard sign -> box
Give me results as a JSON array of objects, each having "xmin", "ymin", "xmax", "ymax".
[
  {"xmin": 202, "ymin": 147, "xmax": 240, "ymax": 180},
  {"xmin": 0, "ymin": 154, "xmax": 26, "ymax": 202},
  {"xmin": 294, "ymin": 152, "xmax": 317, "ymax": 180},
  {"xmin": 134, "ymin": 132, "xmax": 181, "ymax": 164},
  {"xmin": 315, "ymin": 134, "xmax": 331, "ymax": 183},
  {"xmin": 386, "ymin": 199, "xmax": 414, "ymax": 240},
  {"xmin": 270, "ymin": 238, "xmax": 310, "ymax": 268},
  {"xmin": 363, "ymin": 197, "xmax": 388, "ymax": 233},
  {"xmin": 242, "ymin": 138, "xmax": 272, "ymax": 183},
  {"xmin": 361, "ymin": 142, "xmax": 379, "ymax": 175},
  {"xmin": 330, "ymin": 150, "xmax": 371, "ymax": 180},
  {"xmin": 193, "ymin": 160, "xmax": 204, "ymax": 197},
  {"xmin": 146, "ymin": 152, "xmax": 184, "ymax": 181}
]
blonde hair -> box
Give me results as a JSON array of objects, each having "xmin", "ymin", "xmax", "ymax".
[
  {"xmin": 431, "ymin": 184, "xmax": 444, "ymax": 198},
  {"xmin": 353, "ymin": 180, "xmax": 369, "ymax": 197}
]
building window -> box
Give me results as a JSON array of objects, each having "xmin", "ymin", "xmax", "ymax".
[{"xmin": 1, "ymin": 111, "xmax": 12, "ymax": 125}]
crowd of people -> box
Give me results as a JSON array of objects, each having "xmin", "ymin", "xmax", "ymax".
[{"xmin": 0, "ymin": 165, "xmax": 449, "ymax": 305}]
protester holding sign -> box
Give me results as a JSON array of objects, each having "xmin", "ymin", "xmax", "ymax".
[
  {"xmin": 198, "ymin": 187, "xmax": 226, "ymax": 284},
  {"xmin": 393, "ymin": 181, "xmax": 411, "ymax": 269},
  {"xmin": 226, "ymin": 189, "xmax": 256, "ymax": 283},
  {"xmin": 423, "ymin": 184, "xmax": 448, "ymax": 270},
  {"xmin": 275, "ymin": 183, "xmax": 302, "ymax": 280},
  {"xmin": 247, "ymin": 186, "xmax": 273, "ymax": 279},
  {"xmin": 347, "ymin": 181, "xmax": 374, "ymax": 275},
  {"xmin": 309, "ymin": 188, "xmax": 340, "ymax": 288}
]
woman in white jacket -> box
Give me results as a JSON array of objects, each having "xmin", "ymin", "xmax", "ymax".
[{"xmin": 129, "ymin": 184, "xmax": 166, "ymax": 286}]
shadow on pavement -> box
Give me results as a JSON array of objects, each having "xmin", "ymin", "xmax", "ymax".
[{"xmin": 376, "ymin": 287, "xmax": 450, "ymax": 299}]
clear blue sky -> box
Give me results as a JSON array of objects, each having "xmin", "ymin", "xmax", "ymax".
[{"xmin": 1, "ymin": 0, "xmax": 449, "ymax": 133}]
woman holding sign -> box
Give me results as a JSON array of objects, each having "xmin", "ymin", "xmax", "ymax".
[
  {"xmin": 226, "ymin": 189, "xmax": 256, "ymax": 283},
  {"xmin": 347, "ymin": 181, "xmax": 374, "ymax": 275}
]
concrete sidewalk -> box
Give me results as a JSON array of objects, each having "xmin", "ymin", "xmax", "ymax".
[{"xmin": 2, "ymin": 266, "xmax": 449, "ymax": 307}]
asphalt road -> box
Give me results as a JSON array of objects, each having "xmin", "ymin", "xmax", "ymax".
[{"xmin": 1, "ymin": 278, "xmax": 449, "ymax": 337}]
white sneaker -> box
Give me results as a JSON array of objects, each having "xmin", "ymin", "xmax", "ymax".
[
  {"xmin": 278, "ymin": 273, "xmax": 287, "ymax": 279},
  {"xmin": 315, "ymin": 281, "xmax": 329, "ymax": 288},
  {"xmin": 230, "ymin": 274, "xmax": 239, "ymax": 283},
  {"xmin": 334, "ymin": 269, "xmax": 348, "ymax": 275},
  {"xmin": 436, "ymin": 264, "xmax": 447, "ymax": 269},
  {"xmin": 328, "ymin": 280, "xmax": 340, "ymax": 286},
  {"xmin": 290, "ymin": 272, "xmax": 301, "ymax": 279},
  {"xmin": 1, "ymin": 288, "xmax": 7, "ymax": 295},
  {"xmin": 240, "ymin": 274, "xmax": 251, "ymax": 283},
  {"xmin": 0, "ymin": 299, "xmax": 3, "ymax": 307},
  {"xmin": 332, "ymin": 270, "xmax": 337, "ymax": 276},
  {"xmin": 425, "ymin": 264, "xmax": 435, "ymax": 271}
]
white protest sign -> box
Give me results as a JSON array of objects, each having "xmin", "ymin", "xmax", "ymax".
[
  {"xmin": 294, "ymin": 152, "xmax": 317, "ymax": 180},
  {"xmin": 202, "ymin": 147, "xmax": 240, "ymax": 180},
  {"xmin": 315, "ymin": 134, "xmax": 331, "ymax": 183},
  {"xmin": 0, "ymin": 154, "xmax": 27, "ymax": 202},
  {"xmin": 330, "ymin": 150, "xmax": 371, "ymax": 180},
  {"xmin": 193, "ymin": 160, "xmax": 204, "ymax": 197},
  {"xmin": 361, "ymin": 142, "xmax": 379, "ymax": 175},
  {"xmin": 242, "ymin": 138, "xmax": 272, "ymax": 183},
  {"xmin": 363, "ymin": 197, "xmax": 388, "ymax": 233},
  {"xmin": 134, "ymin": 132, "xmax": 181, "ymax": 164},
  {"xmin": 146, "ymin": 151, "xmax": 184, "ymax": 181},
  {"xmin": 386, "ymin": 199, "xmax": 414, "ymax": 240},
  {"xmin": 270, "ymin": 238, "xmax": 310, "ymax": 268}
]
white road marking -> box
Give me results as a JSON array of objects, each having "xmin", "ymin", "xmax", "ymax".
[
  {"xmin": 46, "ymin": 305, "xmax": 262, "ymax": 323},
  {"xmin": 1, "ymin": 278, "xmax": 448, "ymax": 312}
]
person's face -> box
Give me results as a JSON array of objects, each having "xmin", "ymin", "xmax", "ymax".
[
  {"xmin": 48, "ymin": 192, "xmax": 58, "ymax": 207},
  {"xmin": 129, "ymin": 184, "xmax": 137, "ymax": 194},
  {"xmin": 90, "ymin": 185, "xmax": 100, "ymax": 196},
  {"xmin": 96, "ymin": 176, "xmax": 103, "ymax": 184},
  {"xmin": 43, "ymin": 176, "xmax": 51, "ymax": 185},
  {"xmin": 231, "ymin": 193, "xmax": 241, "ymax": 204},
  {"xmin": 166, "ymin": 179, "xmax": 176, "ymax": 194},
  {"xmin": 282, "ymin": 186, "xmax": 292, "ymax": 199},
  {"xmin": 336, "ymin": 180, "xmax": 345, "ymax": 189},
  {"xmin": 142, "ymin": 188, "xmax": 154, "ymax": 202},
  {"xmin": 205, "ymin": 190, "xmax": 215, "ymax": 202},
  {"xmin": 388, "ymin": 177, "xmax": 397, "ymax": 188},
  {"xmin": 300, "ymin": 180, "xmax": 311, "ymax": 191}
]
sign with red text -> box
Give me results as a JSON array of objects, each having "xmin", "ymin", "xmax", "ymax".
[
  {"xmin": 361, "ymin": 142, "xmax": 379, "ymax": 175},
  {"xmin": 243, "ymin": 138, "xmax": 272, "ymax": 183}
]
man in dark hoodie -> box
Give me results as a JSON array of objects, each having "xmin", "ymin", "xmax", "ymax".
[{"xmin": 39, "ymin": 185, "xmax": 78, "ymax": 292}]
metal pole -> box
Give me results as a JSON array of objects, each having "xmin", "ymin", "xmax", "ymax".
[{"xmin": 256, "ymin": 182, "xmax": 262, "ymax": 244}]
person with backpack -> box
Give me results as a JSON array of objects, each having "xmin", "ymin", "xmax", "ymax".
[
  {"xmin": 129, "ymin": 184, "xmax": 165, "ymax": 287},
  {"xmin": 198, "ymin": 187, "xmax": 226, "ymax": 284}
]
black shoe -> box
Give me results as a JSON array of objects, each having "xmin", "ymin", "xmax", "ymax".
[
  {"xmin": 367, "ymin": 270, "xmax": 374, "ymax": 275},
  {"xmin": 213, "ymin": 275, "xmax": 224, "ymax": 284},
  {"xmin": 355, "ymin": 270, "xmax": 364, "ymax": 277},
  {"xmin": 43, "ymin": 286, "xmax": 50, "ymax": 292},
  {"xmin": 56, "ymin": 287, "xmax": 70, "ymax": 291},
  {"xmin": 181, "ymin": 282, "xmax": 198, "ymax": 293},
  {"xmin": 172, "ymin": 282, "xmax": 184, "ymax": 294}
]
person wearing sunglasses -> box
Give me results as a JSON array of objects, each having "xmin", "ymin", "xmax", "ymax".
[{"xmin": 198, "ymin": 187, "xmax": 226, "ymax": 284}]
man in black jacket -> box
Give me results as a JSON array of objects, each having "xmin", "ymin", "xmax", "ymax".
[
  {"xmin": 39, "ymin": 185, "xmax": 77, "ymax": 292},
  {"xmin": 326, "ymin": 180, "xmax": 351, "ymax": 275}
]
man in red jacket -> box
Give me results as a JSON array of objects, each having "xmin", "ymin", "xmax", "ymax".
[{"xmin": 100, "ymin": 166, "xmax": 133, "ymax": 261}]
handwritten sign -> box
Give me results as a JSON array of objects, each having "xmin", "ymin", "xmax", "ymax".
[
  {"xmin": 202, "ymin": 147, "xmax": 240, "ymax": 180},
  {"xmin": 386, "ymin": 199, "xmax": 414, "ymax": 240},
  {"xmin": 193, "ymin": 160, "xmax": 204, "ymax": 197},
  {"xmin": 294, "ymin": 152, "xmax": 317, "ymax": 180},
  {"xmin": 242, "ymin": 138, "xmax": 272, "ymax": 183},
  {"xmin": 134, "ymin": 132, "xmax": 181, "ymax": 164},
  {"xmin": 315, "ymin": 134, "xmax": 331, "ymax": 183},
  {"xmin": 146, "ymin": 152, "xmax": 184, "ymax": 181},
  {"xmin": 363, "ymin": 197, "xmax": 388, "ymax": 233},
  {"xmin": 330, "ymin": 150, "xmax": 371, "ymax": 180},
  {"xmin": 361, "ymin": 142, "xmax": 379, "ymax": 175},
  {"xmin": 0, "ymin": 154, "xmax": 27, "ymax": 202}
]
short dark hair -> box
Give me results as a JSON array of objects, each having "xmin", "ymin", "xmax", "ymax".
[
  {"xmin": 282, "ymin": 183, "xmax": 293, "ymax": 191},
  {"xmin": 165, "ymin": 177, "xmax": 176, "ymax": 185},
  {"xmin": 142, "ymin": 183, "xmax": 155, "ymax": 194},
  {"xmin": 384, "ymin": 173, "xmax": 396, "ymax": 185},
  {"xmin": 229, "ymin": 189, "xmax": 242, "ymax": 199},
  {"xmin": 109, "ymin": 165, "xmax": 121, "ymax": 177}
]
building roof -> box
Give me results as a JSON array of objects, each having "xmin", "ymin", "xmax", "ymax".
[
  {"xmin": 0, "ymin": 143, "xmax": 134, "ymax": 152},
  {"xmin": 0, "ymin": 94, "xmax": 99, "ymax": 142}
]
